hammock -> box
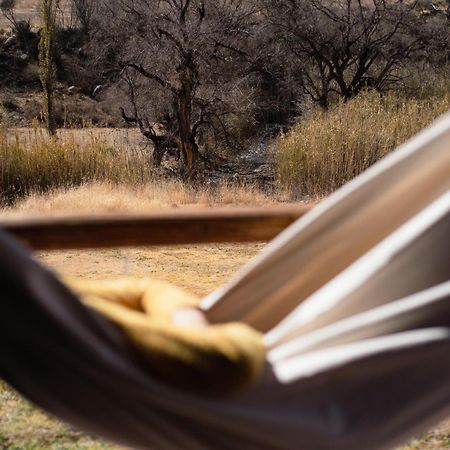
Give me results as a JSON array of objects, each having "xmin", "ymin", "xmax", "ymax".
[{"xmin": 1, "ymin": 112, "xmax": 450, "ymax": 450}]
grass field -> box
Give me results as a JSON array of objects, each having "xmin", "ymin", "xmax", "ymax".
[{"xmin": 276, "ymin": 91, "xmax": 450, "ymax": 197}]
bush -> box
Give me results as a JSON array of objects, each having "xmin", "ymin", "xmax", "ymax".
[
  {"xmin": 275, "ymin": 90, "xmax": 450, "ymax": 198},
  {"xmin": 0, "ymin": 128, "xmax": 153, "ymax": 204}
]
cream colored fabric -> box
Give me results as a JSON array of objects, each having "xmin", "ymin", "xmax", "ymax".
[
  {"xmin": 203, "ymin": 111, "xmax": 450, "ymax": 332},
  {"xmin": 65, "ymin": 111, "xmax": 450, "ymax": 447}
]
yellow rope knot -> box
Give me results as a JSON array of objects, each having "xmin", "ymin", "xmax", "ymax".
[{"xmin": 66, "ymin": 277, "xmax": 265, "ymax": 396}]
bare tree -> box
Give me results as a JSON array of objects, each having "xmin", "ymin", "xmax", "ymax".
[
  {"xmin": 1, "ymin": 0, "xmax": 17, "ymax": 28},
  {"xmin": 265, "ymin": 0, "xmax": 442, "ymax": 109},
  {"xmin": 92, "ymin": 0, "xmax": 259, "ymax": 174},
  {"xmin": 71, "ymin": 0, "xmax": 95, "ymax": 35}
]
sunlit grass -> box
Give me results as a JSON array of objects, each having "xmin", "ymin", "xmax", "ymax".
[
  {"xmin": 0, "ymin": 127, "xmax": 155, "ymax": 205},
  {"xmin": 276, "ymin": 90, "xmax": 450, "ymax": 198}
]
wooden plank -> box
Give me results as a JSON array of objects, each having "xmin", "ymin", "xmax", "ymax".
[{"xmin": 0, "ymin": 205, "xmax": 312, "ymax": 250}]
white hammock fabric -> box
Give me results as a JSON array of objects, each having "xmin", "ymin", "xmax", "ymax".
[{"xmin": 1, "ymin": 112, "xmax": 450, "ymax": 450}]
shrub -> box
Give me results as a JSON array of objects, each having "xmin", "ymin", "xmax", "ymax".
[{"xmin": 275, "ymin": 90, "xmax": 450, "ymax": 198}]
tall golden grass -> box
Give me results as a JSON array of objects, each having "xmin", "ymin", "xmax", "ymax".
[
  {"xmin": 0, "ymin": 128, "xmax": 153, "ymax": 204},
  {"xmin": 276, "ymin": 91, "xmax": 450, "ymax": 198},
  {"xmin": 3, "ymin": 180, "xmax": 274, "ymax": 215}
]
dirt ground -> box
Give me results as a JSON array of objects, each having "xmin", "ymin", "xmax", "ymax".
[
  {"xmin": 38, "ymin": 244, "xmax": 264, "ymax": 296},
  {"xmin": 1, "ymin": 1, "xmax": 448, "ymax": 448}
]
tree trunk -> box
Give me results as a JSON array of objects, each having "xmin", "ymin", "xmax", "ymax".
[
  {"xmin": 176, "ymin": 95, "xmax": 198, "ymax": 172},
  {"xmin": 39, "ymin": 0, "xmax": 58, "ymax": 136},
  {"xmin": 151, "ymin": 136, "xmax": 179, "ymax": 167},
  {"xmin": 175, "ymin": 58, "xmax": 198, "ymax": 174},
  {"xmin": 152, "ymin": 141, "xmax": 165, "ymax": 167}
]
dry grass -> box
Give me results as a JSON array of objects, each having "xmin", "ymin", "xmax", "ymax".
[
  {"xmin": 276, "ymin": 90, "xmax": 450, "ymax": 198},
  {"xmin": 400, "ymin": 422, "xmax": 450, "ymax": 450},
  {"xmin": 4, "ymin": 127, "xmax": 145, "ymax": 148},
  {"xmin": 2, "ymin": 180, "xmax": 274, "ymax": 217},
  {"xmin": 0, "ymin": 127, "xmax": 276, "ymax": 208},
  {"xmin": 0, "ymin": 127, "xmax": 156, "ymax": 205}
]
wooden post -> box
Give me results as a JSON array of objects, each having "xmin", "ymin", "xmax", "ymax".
[{"xmin": 0, "ymin": 205, "xmax": 312, "ymax": 251}]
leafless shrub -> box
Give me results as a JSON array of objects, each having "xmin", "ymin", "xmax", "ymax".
[
  {"xmin": 0, "ymin": 0, "xmax": 17, "ymax": 27},
  {"xmin": 1, "ymin": 0, "xmax": 36, "ymax": 55},
  {"xmin": 71, "ymin": 0, "xmax": 95, "ymax": 35},
  {"xmin": 91, "ymin": 0, "xmax": 260, "ymax": 175},
  {"xmin": 264, "ymin": 0, "xmax": 447, "ymax": 109}
]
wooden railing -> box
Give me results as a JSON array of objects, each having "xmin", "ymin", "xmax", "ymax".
[{"xmin": 0, "ymin": 205, "xmax": 312, "ymax": 250}]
